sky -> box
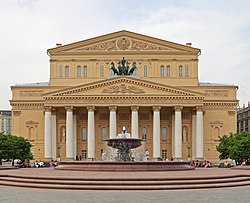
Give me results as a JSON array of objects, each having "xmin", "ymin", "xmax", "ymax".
[{"xmin": 0, "ymin": 0, "xmax": 250, "ymax": 110}]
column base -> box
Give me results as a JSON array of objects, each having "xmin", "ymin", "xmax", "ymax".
[
  {"xmin": 44, "ymin": 158, "xmax": 53, "ymax": 162},
  {"xmin": 65, "ymin": 158, "xmax": 74, "ymax": 161}
]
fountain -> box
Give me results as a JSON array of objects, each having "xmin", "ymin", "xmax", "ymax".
[
  {"xmin": 104, "ymin": 127, "xmax": 144, "ymax": 161},
  {"xmin": 56, "ymin": 126, "xmax": 194, "ymax": 171}
]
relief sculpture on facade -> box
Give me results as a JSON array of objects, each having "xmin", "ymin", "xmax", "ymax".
[
  {"xmin": 76, "ymin": 37, "xmax": 171, "ymax": 51},
  {"xmin": 102, "ymin": 84, "xmax": 145, "ymax": 94}
]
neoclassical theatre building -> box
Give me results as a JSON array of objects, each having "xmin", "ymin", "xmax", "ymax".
[{"xmin": 11, "ymin": 30, "xmax": 238, "ymax": 162}]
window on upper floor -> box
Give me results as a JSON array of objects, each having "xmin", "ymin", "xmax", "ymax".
[
  {"xmin": 179, "ymin": 66, "xmax": 183, "ymax": 77},
  {"xmin": 166, "ymin": 65, "xmax": 170, "ymax": 77},
  {"xmin": 185, "ymin": 66, "xmax": 189, "ymax": 77},
  {"xmin": 82, "ymin": 127, "xmax": 87, "ymax": 141},
  {"xmin": 100, "ymin": 66, "xmax": 104, "ymax": 77},
  {"xmin": 65, "ymin": 66, "xmax": 69, "ymax": 77},
  {"xmin": 144, "ymin": 65, "xmax": 148, "ymax": 77},
  {"xmin": 160, "ymin": 65, "xmax": 164, "ymax": 77},
  {"xmin": 83, "ymin": 66, "xmax": 87, "ymax": 77},
  {"xmin": 101, "ymin": 127, "xmax": 107, "ymax": 140},
  {"xmin": 162, "ymin": 127, "xmax": 167, "ymax": 141},
  {"xmin": 142, "ymin": 127, "xmax": 147, "ymax": 139},
  {"xmin": 77, "ymin": 66, "xmax": 81, "ymax": 77},
  {"xmin": 59, "ymin": 65, "xmax": 63, "ymax": 78}
]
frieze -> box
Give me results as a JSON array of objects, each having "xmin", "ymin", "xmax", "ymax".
[
  {"xmin": 204, "ymin": 90, "xmax": 229, "ymax": 97},
  {"xmin": 11, "ymin": 102, "xmax": 44, "ymax": 110},
  {"xmin": 102, "ymin": 84, "xmax": 145, "ymax": 94},
  {"xmin": 75, "ymin": 37, "xmax": 173, "ymax": 52},
  {"xmin": 20, "ymin": 91, "xmax": 43, "ymax": 97}
]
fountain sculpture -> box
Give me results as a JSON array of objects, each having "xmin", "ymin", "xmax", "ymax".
[{"xmin": 105, "ymin": 127, "xmax": 144, "ymax": 161}]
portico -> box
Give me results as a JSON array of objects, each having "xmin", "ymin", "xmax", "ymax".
[{"xmin": 43, "ymin": 78, "xmax": 205, "ymax": 161}]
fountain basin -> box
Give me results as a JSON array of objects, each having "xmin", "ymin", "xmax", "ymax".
[
  {"xmin": 105, "ymin": 138, "xmax": 144, "ymax": 149},
  {"xmin": 56, "ymin": 161, "xmax": 194, "ymax": 171}
]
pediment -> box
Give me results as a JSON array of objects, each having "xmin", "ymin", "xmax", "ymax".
[
  {"xmin": 48, "ymin": 30, "xmax": 200, "ymax": 54},
  {"xmin": 44, "ymin": 77, "xmax": 203, "ymax": 98}
]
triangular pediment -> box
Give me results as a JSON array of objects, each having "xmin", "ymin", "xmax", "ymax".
[
  {"xmin": 47, "ymin": 30, "xmax": 200, "ymax": 54},
  {"xmin": 44, "ymin": 77, "xmax": 204, "ymax": 98}
]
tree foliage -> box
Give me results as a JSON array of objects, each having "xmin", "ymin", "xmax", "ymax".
[
  {"xmin": 217, "ymin": 132, "xmax": 250, "ymax": 163},
  {"xmin": 0, "ymin": 132, "xmax": 33, "ymax": 165}
]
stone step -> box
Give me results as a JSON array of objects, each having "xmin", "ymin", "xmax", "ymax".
[
  {"xmin": 0, "ymin": 176, "xmax": 249, "ymax": 186},
  {"xmin": 0, "ymin": 179, "xmax": 250, "ymax": 190}
]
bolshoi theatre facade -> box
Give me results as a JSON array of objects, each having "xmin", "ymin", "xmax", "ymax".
[{"xmin": 10, "ymin": 30, "xmax": 238, "ymax": 162}]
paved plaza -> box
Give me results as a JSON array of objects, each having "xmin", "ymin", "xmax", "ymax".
[
  {"xmin": 0, "ymin": 167, "xmax": 250, "ymax": 202},
  {"xmin": 0, "ymin": 185, "xmax": 249, "ymax": 203}
]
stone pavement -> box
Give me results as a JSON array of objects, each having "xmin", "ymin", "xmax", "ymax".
[{"xmin": 0, "ymin": 185, "xmax": 249, "ymax": 203}]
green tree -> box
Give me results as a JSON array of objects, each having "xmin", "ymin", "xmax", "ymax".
[
  {"xmin": 0, "ymin": 132, "xmax": 33, "ymax": 166},
  {"xmin": 217, "ymin": 132, "xmax": 250, "ymax": 164}
]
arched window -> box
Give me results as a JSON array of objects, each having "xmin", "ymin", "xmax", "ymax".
[
  {"xmin": 83, "ymin": 66, "xmax": 87, "ymax": 77},
  {"xmin": 59, "ymin": 65, "xmax": 63, "ymax": 77},
  {"xmin": 185, "ymin": 66, "xmax": 189, "ymax": 77},
  {"xmin": 100, "ymin": 66, "xmax": 104, "ymax": 77},
  {"xmin": 162, "ymin": 127, "xmax": 167, "ymax": 140},
  {"xmin": 142, "ymin": 127, "xmax": 147, "ymax": 139},
  {"xmin": 82, "ymin": 127, "xmax": 87, "ymax": 141},
  {"xmin": 77, "ymin": 66, "xmax": 81, "ymax": 77},
  {"xmin": 166, "ymin": 65, "xmax": 170, "ymax": 77},
  {"xmin": 179, "ymin": 66, "xmax": 182, "ymax": 77},
  {"xmin": 101, "ymin": 127, "xmax": 107, "ymax": 140},
  {"xmin": 65, "ymin": 66, "xmax": 69, "ymax": 77},
  {"xmin": 160, "ymin": 65, "xmax": 164, "ymax": 77},
  {"xmin": 144, "ymin": 65, "xmax": 148, "ymax": 77}
]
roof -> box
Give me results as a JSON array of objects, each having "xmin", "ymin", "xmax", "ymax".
[
  {"xmin": 199, "ymin": 82, "xmax": 236, "ymax": 87},
  {"xmin": 13, "ymin": 82, "xmax": 49, "ymax": 87}
]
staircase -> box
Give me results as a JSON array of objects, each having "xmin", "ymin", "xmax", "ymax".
[{"xmin": 1, "ymin": 173, "xmax": 250, "ymax": 190}]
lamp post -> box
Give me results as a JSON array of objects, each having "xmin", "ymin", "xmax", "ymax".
[
  {"xmin": 57, "ymin": 144, "xmax": 61, "ymax": 161},
  {"xmin": 187, "ymin": 143, "xmax": 191, "ymax": 161}
]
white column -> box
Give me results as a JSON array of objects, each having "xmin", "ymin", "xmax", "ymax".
[
  {"xmin": 191, "ymin": 112, "xmax": 196, "ymax": 160},
  {"xmin": 174, "ymin": 106, "xmax": 183, "ymax": 159},
  {"xmin": 153, "ymin": 106, "xmax": 161, "ymax": 158},
  {"xmin": 171, "ymin": 113, "xmax": 175, "ymax": 158},
  {"xmin": 87, "ymin": 106, "xmax": 95, "ymax": 159},
  {"xmin": 44, "ymin": 107, "xmax": 52, "ymax": 160},
  {"xmin": 196, "ymin": 106, "xmax": 204, "ymax": 159},
  {"xmin": 109, "ymin": 106, "xmax": 117, "ymax": 138},
  {"xmin": 66, "ymin": 106, "xmax": 74, "ymax": 160},
  {"xmin": 51, "ymin": 111, "xmax": 57, "ymax": 161},
  {"xmin": 131, "ymin": 106, "xmax": 139, "ymax": 138},
  {"xmin": 73, "ymin": 113, "xmax": 77, "ymax": 160}
]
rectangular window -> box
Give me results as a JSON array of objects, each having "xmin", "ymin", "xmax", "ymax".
[
  {"xmin": 185, "ymin": 66, "xmax": 189, "ymax": 77},
  {"xmin": 160, "ymin": 66, "xmax": 164, "ymax": 77},
  {"xmin": 59, "ymin": 65, "xmax": 63, "ymax": 77},
  {"xmin": 82, "ymin": 127, "xmax": 87, "ymax": 141},
  {"xmin": 179, "ymin": 66, "xmax": 182, "ymax": 77},
  {"xmin": 166, "ymin": 66, "xmax": 170, "ymax": 77},
  {"xmin": 65, "ymin": 66, "xmax": 69, "ymax": 77},
  {"xmin": 77, "ymin": 66, "xmax": 81, "ymax": 77},
  {"xmin": 100, "ymin": 66, "xmax": 104, "ymax": 77},
  {"xmin": 83, "ymin": 66, "xmax": 87, "ymax": 77},
  {"xmin": 162, "ymin": 150, "xmax": 167, "ymax": 159},
  {"xmin": 144, "ymin": 66, "xmax": 148, "ymax": 77},
  {"xmin": 81, "ymin": 150, "xmax": 87, "ymax": 159}
]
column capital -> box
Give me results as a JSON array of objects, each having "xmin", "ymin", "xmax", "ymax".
[
  {"xmin": 196, "ymin": 105, "xmax": 203, "ymax": 112},
  {"xmin": 44, "ymin": 106, "xmax": 52, "ymax": 112},
  {"xmin": 86, "ymin": 106, "xmax": 95, "ymax": 111},
  {"xmin": 131, "ymin": 106, "xmax": 139, "ymax": 111},
  {"xmin": 174, "ymin": 106, "xmax": 183, "ymax": 111},
  {"xmin": 152, "ymin": 106, "xmax": 161, "ymax": 111},
  {"xmin": 109, "ymin": 106, "xmax": 117, "ymax": 111},
  {"xmin": 65, "ymin": 106, "xmax": 73, "ymax": 112}
]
